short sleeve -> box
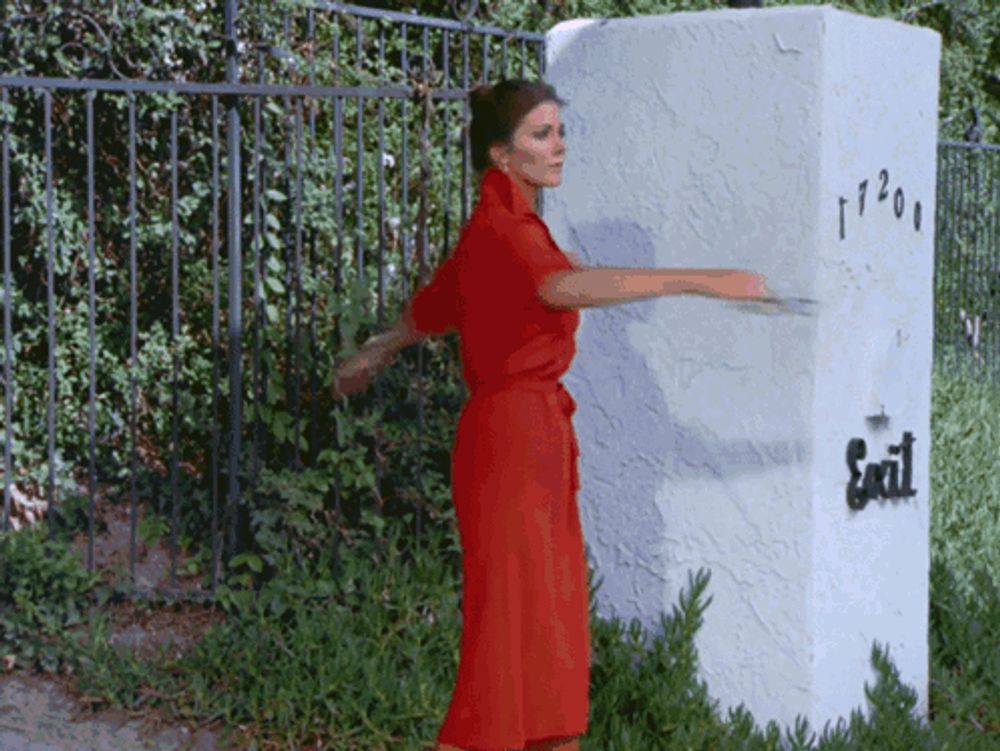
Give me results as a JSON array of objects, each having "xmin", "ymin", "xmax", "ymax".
[
  {"xmin": 505, "ymin": 220, "xmax": 573, "ymax": 303},
  {"xmin": 404, "ymin": 250, "xmax": 460, "ymax": 335}
]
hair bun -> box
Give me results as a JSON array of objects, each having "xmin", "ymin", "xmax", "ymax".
[{"xmin": 469, "ymin": 84, "xmax": 495, "ymax": 112}]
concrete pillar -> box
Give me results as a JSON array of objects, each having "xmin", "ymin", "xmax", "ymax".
[{"xmin": 544, "ymin": 4, "xmax": 940, "ymax": 731}]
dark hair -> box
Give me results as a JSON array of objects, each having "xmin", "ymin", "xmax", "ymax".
[{"xmin": 468, "ymin": 78, "xmax": 568, "ymax": 176}]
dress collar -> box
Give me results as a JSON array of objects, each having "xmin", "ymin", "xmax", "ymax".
[{"xmin": 480, "ymin": 166, "xmax": 538, "ymax": 220}]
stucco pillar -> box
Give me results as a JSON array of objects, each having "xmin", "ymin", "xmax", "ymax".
[{"xmin": 544, "ymin": 4, "xmax": 940, "ymax": 732}]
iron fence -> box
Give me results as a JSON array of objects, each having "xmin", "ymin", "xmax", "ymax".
[
  {"xmin": 935, "ymin": 139, "xmax": 1000, "ymax": 380},
  {"xmin": 1, "ymin": 0, "xmax": 547, "ymax": 603},
  {"xmin": 0, "ymin": 1, "xmax": 996, "ymax": 606}
]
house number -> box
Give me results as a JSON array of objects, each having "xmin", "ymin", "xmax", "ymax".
[
  {"xmin": 838, "ymin": 169, "xmax": 923, "ymax": 240},
  {"xmin": 845, "ymin": 431, "xmax": 918, "ymax": 510}
]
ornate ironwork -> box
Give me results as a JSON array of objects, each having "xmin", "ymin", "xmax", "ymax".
[
  {"xmin": 1, "ymin": 8, "xmax": 129, "ymax": 79},
  {"xmin": 450, "ymin": 0, "xmax": 480, "ymax": 23}
]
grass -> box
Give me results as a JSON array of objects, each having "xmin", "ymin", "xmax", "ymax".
[{"xmin": 1, "ymin": 343, "xmax": 998, "ymax": 750}]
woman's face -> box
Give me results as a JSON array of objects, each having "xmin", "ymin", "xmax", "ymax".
[{"xmin": 489, "ymin": 100, "xmax": 567, "ymax": 188}]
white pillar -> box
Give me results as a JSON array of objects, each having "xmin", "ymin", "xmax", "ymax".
[{"xmin": 545, "ymin": 4, "xmax": 939, "ymax": 732}]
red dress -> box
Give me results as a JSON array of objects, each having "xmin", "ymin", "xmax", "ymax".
[{"xmin": 403, "ymin": 166, "xmax": 590, "ymax": 751}]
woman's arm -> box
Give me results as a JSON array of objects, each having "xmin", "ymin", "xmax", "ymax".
[
  {"xmin": 363, "ymin": 311, "xmax": 426, "ymax": 357},
  {"xmin": 538, "ymin": 267, "xmax": 769, "ymax": 311},
  {"xmin": 331, "ymin": 313, "xmax": 421, "ymax": 399}
]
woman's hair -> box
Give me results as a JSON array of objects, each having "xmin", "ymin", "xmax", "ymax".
[{"xmin": 468, "ymin": 78, "xmax": 568, "ymax": 176}]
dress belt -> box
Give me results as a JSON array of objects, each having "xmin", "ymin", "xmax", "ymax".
[{"xmin": 468, "ymin": 378, "xmax": 580, "ymax": 493}]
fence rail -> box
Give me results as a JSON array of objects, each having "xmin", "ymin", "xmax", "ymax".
[{"xmin": 0, "ymin": 75, "xmax": 472, "ymax": 99}]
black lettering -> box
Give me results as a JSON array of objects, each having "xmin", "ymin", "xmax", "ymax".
[
  {"xmin": 846, "ymin": 432, "xmax": 918, "ymax": 509},
  {"xmin": 846, "ymin": 438, "xmax": 867, "ymax": 509},
  {"xmin": 899, "ymin": 431, "xmax": 917, "ymax": 497},
  {"xmin": 881, "ymin": 459, "xmax": 901, "ymax": 496},
  {"xmin": 863, "ymin": 461, "xmax": 887, "ymax": 500}
]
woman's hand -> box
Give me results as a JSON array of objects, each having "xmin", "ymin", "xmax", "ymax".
[
  {"xmin": 711, "ymin": 270, "xmax": 774, "ymax": 301},
  {"xmin": 332, "ymin": 340, "xmax": 397, "ymax": 400}
]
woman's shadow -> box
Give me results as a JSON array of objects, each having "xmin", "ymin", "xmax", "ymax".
[{"xmin": 561, "ymin": 217, "xmax": 814, "ymax": 631}]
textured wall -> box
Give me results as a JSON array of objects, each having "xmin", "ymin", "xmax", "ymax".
[{"xmin": 544, "ymin": 3, "xmax": 939, "ymax": 732}]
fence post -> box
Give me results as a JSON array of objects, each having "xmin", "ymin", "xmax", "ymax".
[{"xmin": 225, "ymin": 0, "xmax": 243, "ymax": 567}]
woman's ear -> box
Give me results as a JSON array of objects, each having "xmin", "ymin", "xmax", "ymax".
[{"xmin": 488, "ymin": 141, "xmax": 508, "ymax": 169}]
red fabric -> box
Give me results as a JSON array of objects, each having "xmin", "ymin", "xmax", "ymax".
[{"xmin": 405, "ymin": 167, "xmax": 589, "ymax": 750}]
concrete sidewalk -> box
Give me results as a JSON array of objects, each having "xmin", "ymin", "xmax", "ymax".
[{"xmin": 0, "ymin": 672, "xmax": 223, "ymax": 751}]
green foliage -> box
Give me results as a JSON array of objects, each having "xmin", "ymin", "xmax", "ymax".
[
  {"xmin": 56, "ymin": 543, "xmax": 998, "ymax": 750},
  {"xmin": 587, "ymin": 568, "xmax": 731, "ymax": 746},
  {"xmin": 66, "ymin": 515, "xmax": 466, "ymax": 750},
  {"xmin": 929, "ymin": 555, "xmax": 1000, "ymax": 735},
  {"xmin": 582, "ymin": 563, "xmax": 996, "ymax": 751},
  {"xmin": 929, "ymin": 344, "xmax": 1000, "ymax": 608},
  {"xmin": 0, "ymin": 526, "xmax": 102, "ymax": 672},
  {"xmin": 914, "ymin": 343, "xmax": 999, "ymax": 743}
]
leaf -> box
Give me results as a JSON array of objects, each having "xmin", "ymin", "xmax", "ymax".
[
  {"xmin": 229, "ymin": 553, "xmax": 263, "ymax": 573},
  {"xmin": 334, "ymin": 408, "xmax": 349, "ymax": 446},
  {"xmin": 361, "ymin": 508, "xmax": 386, "ymax": 533},
  {"xmin": 265, "ymin": 275, "xmax": 285, "ymax": 295}
]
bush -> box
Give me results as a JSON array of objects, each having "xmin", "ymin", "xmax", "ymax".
[{"xmin": 0, "ymin": 525, "xmax": 102, "ymax": 672}]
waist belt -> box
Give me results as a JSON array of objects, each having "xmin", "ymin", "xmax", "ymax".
[{"xmin": 468, "ymin": 378, "xmax": 579, "ymax": 493}]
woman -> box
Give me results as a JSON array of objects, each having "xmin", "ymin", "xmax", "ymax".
[{"xmin": 333, "ymin": 79, "xmax": 770, "ymax": 751}]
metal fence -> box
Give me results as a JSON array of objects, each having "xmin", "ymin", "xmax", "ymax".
[
  {"xmin": 935, "ymin": 139, "xmax": 1000, "ymax": 380},
  {"xmin": 0, "ymin": 0, "xmax": 547, "ymax": 602},
  {"xmin": 0, "ymin": 2, "xmax": 996, "ymax": 605}
]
